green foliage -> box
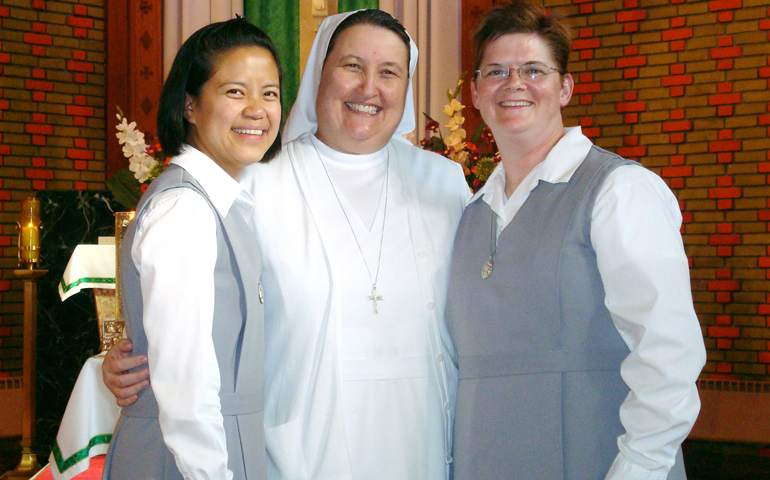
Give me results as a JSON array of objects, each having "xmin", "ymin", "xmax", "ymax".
[
  {"xmin": 470, "ymin": 122, "xmax": 486, "ymax": 145},
  {"xmin": 105, "ymin": 168, "xmax": 143, "ymax": 210}
]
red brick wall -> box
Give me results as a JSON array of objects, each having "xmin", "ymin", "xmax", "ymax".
[
  {"xmin": 0, "ymin": 0, "xmax": 105, "ymax": 376},
  {"xmin": 551, "ymin": 0, "xmax": 770, "ymax": 379}
]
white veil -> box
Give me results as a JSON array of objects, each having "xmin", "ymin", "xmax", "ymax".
[{"xmin": 281, "ymin": 9, "xmax": 419, "ymax": 146}]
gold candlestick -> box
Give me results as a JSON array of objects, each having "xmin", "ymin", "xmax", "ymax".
[
  {"xmin": 3, "ymin": 197, "xmax": 46, "ymax": 479},
  {"xmin": 99, "ymin": 211, "xmax": 134, "ymax": 351},
  {"xmin": 17, "ymin": 198, "xmax": 41, "ymax": 270},
  {"xmin": 1, "ymin": 269, "xmax": 47, "ymax": 480}
]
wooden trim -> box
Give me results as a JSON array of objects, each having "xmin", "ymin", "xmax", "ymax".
[
  {"xmin": 105, "ymin": 0, "xmax": 163, "ymax": 179},
  {"xmin": 105, "ymin": 0, "xmax": 130, "ymax": 179},
  {"xmin": 130, "ymin": 0, "xmax": 163, "ymax": 149},
  {"xmin": 460, "ymin": 0, "xmax": 498, "ymax": 138},
  {"xmin": 299, "ymin": 0, "xmax": 338, "ymax": 78},
  {"xmin": 688, "ymin": 379, "xmax": 770, "ymax": 444}
]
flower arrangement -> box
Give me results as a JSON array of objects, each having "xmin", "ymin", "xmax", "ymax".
[
  {"xmin": 420, "ymin": 75, "xmax": 500, "ymax": 192},
  {"xmin": 106, "ymin": 108, "xmax": 167, "ymax": 209}
]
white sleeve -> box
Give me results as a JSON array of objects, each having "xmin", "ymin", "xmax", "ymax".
[
  {"xmin": 132, "ymin": 188, "xmax": 233, "ymax": 480},
  {"xmin": 590, "ymin": 165, "xmax": 706, "ymax": 480}
]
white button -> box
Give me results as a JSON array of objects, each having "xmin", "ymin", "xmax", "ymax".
[
  {"xmin": 426, "ymin": 302, "xmax": 435, "ymax": 311},
  {"xmin": 445, "ymin": 454, "xmax": 453, "ymax": 464},
  {"xmin": 435, "ymin": 354, "xmax": 444, "ymax": 363},
  {"xmin": 444, "ymin": 402, "xmax": 451, "ymax": 411},
  {"xmin": 418, "ymin": 251, "xmax": 427, "ymax": 259}
]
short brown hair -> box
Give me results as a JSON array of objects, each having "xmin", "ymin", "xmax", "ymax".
[{"xmin": 472, "ymin": 1, "xmax": 572, "ymax": 78}]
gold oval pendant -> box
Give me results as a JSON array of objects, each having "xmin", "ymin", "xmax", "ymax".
[{"xmin": 481, "ymin": 257, "xmax": 493, "ymax": 279}]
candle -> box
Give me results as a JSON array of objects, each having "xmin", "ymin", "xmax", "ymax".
[
  {"xmin": 20, "ymin": 225, "xmax": 39, "ymax": 262},
  {"xmin": 18, "ymin": 197, "xmax": 41, "ymax": 267}
]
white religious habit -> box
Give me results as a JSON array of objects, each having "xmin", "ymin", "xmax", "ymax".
[
  {"xmin": 238, "ymin": 11, "xmax": 470, "ymax": 478},
  {"xmin": 240, "ymin": 131, "xmax": 468, "ymax": 479}
]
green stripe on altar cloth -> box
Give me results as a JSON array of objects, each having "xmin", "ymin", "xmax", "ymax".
[
  {"xmin": 51, "ymin": 434, "xmax": 112, "ymax": 473},
  {"xmin": 60, "ymin": 277, "xmax": 115, "ymax": 294}
]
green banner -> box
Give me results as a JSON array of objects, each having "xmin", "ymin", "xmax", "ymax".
[
  {"xmin": 338, "ymin": 0, "xmax": 379, "ymax": 12},
  {"xmin": 244, "ymin": 0, "xmax": 300, "ymax": 116}
]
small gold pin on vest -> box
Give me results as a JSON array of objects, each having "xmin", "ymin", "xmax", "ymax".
[{"xmin": 258, "ymin": 281, "xmax": 264, "ymax": 304}]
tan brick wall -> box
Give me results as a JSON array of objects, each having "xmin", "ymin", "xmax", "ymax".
[
  {"xmin": 0, "ymin": 0, "xmax": 105, "ymax": 376},
  {"xmin": 547, "ymin": 0, "xmax": 770, "ymax": 379}
]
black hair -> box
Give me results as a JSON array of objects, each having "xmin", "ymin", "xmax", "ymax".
[
  {"xmin": 157, "ymin": 17, "xmax": 283, "ymax": 161},
  {"xmin": 324, "ymin": 9, "xmax": 411, "ymax": 72}
]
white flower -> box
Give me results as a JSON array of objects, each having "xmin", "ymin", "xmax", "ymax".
[
  {"xmin": 115, "ymin": 114, "xmax": 148, "ymax": 152},
  {"xmin": 129, "ymin": 129, "xmax": 146, "ymax": 146},
  {"xmin": 117, "ymin": 113, "xmax": 150, "ymax": 160},
  {"xmin": 114, "ymin": 111, "xmax": 165, "ymax": 185},
  {"xmin": 128, "ymin": 153, "xmax": 158, "ymax": 183},
  {"xmin": 115, "ymin": 117, "xmax": 138, "ymax": 144},
  {"xmin": 122, "ymin": 141, "xmax": 146, "ymax": 159}
]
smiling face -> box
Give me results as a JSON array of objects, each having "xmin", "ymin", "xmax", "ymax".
[
  {"xmin": 314, "ymin": 24, "xmax": 410, "ymax": 154},
  {"xmin": 185, "ymin": 46, "xmax": 281, "ymax": 178},
  {"xmin": 471, "ymin": 33, "xmax": 573, "ymax": 147}
]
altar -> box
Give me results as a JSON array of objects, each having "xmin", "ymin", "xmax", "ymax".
[
  {"xmin": 43, "ymin": 240, "xmax": 124, "ymax": 480},
  {"xmin": 44, "ymin": 355, "xmax": 118, "ymax": 480}
]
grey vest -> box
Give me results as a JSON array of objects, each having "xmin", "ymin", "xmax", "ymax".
[
  {"xmin": 104, "ymin": 165, "xmax": 266, "ymax": 480},
  {"xmin": 446, "ymin": 146, "xmax": 685, "ymax": 479}
]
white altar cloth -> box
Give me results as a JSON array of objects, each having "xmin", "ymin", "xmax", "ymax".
[
  {"xmin": 58, "ymin": 245, "xmax": 115, "ymax": 301},
  {"xmin": 47, "ymin": 355, "xmax": 120, "ymax": 480}
]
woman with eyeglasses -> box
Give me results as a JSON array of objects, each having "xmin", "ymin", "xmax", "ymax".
[{"xmin": 444, "ymin": 2, "xmax": 705, "ymax": 479}]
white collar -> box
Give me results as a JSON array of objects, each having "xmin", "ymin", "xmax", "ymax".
[
  {"xmin": 310, "ymin": 134, "xmax": 388, "ymax": 169},
  {"xmin": 470, "ymin": 127, "xmax": 593, "ymax": 211},
  {"xmin": 171, "ymin": 145, "xmax": 254, "ymax": 219}
]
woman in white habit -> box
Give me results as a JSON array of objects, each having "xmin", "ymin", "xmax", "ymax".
[{"xmin": 242, "ymin": 10, "xmax": 469, "ymax": 479}]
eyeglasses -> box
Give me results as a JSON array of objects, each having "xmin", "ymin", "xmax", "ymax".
[{"xmin": 474, "ymin": 63, "xmax": 562, "ymax": 83}]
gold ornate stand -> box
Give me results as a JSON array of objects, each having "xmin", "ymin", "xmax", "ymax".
[{"xmin": 1, "ymin": 269, "xmax": 47, "ymax": 480}]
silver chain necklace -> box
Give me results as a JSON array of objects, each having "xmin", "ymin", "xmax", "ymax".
[
  {"xmin": 482, "ymin": 211, "xmax": 497, "ymax": 279},
  {"xmin": 311, "ymin": 139, "xmax": 390, "ymax": 314}
]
